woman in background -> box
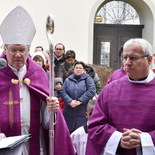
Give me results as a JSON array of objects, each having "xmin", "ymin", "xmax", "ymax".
[{"xmin": 61, "ymin": 61, "xmax": 96, "ymax": 133}]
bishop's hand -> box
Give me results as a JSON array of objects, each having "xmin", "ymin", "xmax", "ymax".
[{"xmin": 46, "ymin": 97, "xmax": 59, "ymax": 112}]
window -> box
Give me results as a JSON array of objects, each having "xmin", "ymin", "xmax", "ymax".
[{"xmin": 95, "ymin": 1, "xmax": 140, "ymax": 25}]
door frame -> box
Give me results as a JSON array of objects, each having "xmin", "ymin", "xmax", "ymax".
[{"xmin": 93, "ymin": 24, "xmax": 144, "ymax": 70}]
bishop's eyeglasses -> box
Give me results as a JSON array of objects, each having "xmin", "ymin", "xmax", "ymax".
[{"xmin": 5, "ymin": 46, "xmax": 29, "ymax": 54}]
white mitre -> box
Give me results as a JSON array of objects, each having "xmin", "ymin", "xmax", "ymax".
[{"xmin": 0, "ymin": 6, "xmax": 36, "ymax": 45}]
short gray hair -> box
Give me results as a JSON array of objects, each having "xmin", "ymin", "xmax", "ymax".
[{"xmin": 123, "ymin": 38, "xmax": 152, "ymax": 56}]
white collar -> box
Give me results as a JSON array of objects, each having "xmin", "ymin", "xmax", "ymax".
[
  {"xmin": 128, "ymin": 70, "xmax": 155, "ymax": 83},
  {"xmin": 9, "ymin": 64, "xmax": 26, "ymax": 73},
  {"xmin": 55, "ymin": 55, "xmax": 63, "ymax": 60}
]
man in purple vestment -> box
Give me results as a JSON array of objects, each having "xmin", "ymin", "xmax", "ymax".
[
  {"xmin": 0, "ymin": 6, "xmax": 75, "ymax": 155},
  {"xmin": 86, "ymin": 38, "xmax": 155, "ymax": 155},
  {"xmin": 107, "ymin": 46, "xmax": 126, "ymax": 84},
  {"xmin": 106, "ymin": 66, "xmax": 126, "ymax": 84}
]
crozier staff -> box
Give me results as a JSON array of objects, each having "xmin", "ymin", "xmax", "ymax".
[{"xmin": 46, "ymin": 14, "xmax": 55, "ymax": 155}]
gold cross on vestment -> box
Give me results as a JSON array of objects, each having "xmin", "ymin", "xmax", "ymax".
[{"xmin": 3, "ymin": 89, "xmax": 19, "ymax": 129}]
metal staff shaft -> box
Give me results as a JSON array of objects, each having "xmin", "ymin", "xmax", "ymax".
[{"xmin": 46, "ymin": 14, "xmax": 55, "ymax": 155}]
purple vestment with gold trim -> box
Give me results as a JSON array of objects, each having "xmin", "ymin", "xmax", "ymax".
[{"xmin": 0, "ymin": 55, "xmax": 75, "ymax": 155}]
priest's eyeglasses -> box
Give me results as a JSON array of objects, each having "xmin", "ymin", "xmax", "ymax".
[{"xmin": 121, "ymin": 55, "xmax": 149, "ymax": 62}]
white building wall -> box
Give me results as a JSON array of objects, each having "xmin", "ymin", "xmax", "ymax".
[
  {"xmin": 0, "ymin": 0, "xmax": 155, "ymax": 64},
  {"xmin": 0, "ymin": 0, "xmax": 96, "ymax": 62}
]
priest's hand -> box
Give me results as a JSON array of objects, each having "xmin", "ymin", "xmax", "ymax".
[
  {"xmin": 46, "ymin": 97, "xmax": 59, "ymax": 112},
  {"xmin": 120, "ymin": 128, "xmax": 141, "ymax": 149},
  {"xmin": 0, "ymin": 133, "xmax": 6, "ymax": 140}
]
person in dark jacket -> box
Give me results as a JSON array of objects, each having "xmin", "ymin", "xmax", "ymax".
[
  {"xmin": 85, "ymin": 65, "xmax": 102, "ymax": 95},
  {"xmin": 57, "ymin": 50, "xmax": 77, "ymax": 82},
  {"xmin": 54, "ymin": 77, "xmax": 64, "ymax": 112},
  {"xmin": 54, "ymin": 43, "xmax": 66, "ymax": 76},
  {"xmin": 61, "ymin": 61, "xmax": 96, "ymax": 133}
]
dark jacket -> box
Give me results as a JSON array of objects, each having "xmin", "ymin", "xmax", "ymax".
[
  {"xmin": 61, "ymin": 73, "xmax": 96, "ymax": 133},
  {"xmin": 85, "ymin": 65, "xmax": 102, "ymax": 95},
  {"xmin": 57, "ymin": 60, "xmax": 77, "ymax": 82},
  {"xmin": 54, "ymin": 77, "xmax": 64, "ymax": 111},
  {"xmin": 54, "ymin": 54, "xmax": 66, "ymax": 76}
]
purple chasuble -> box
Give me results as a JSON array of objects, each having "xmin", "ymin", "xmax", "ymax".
[
  {"xmin": 54, "ymin": 110, "xmax": 75, "ymax": 155},
  {"xmin": 107, "ymin": 67, "xmax": 126, "ymax": 84},
  {"xmin": 86, "ymin": 76, "xmax": 155, "ymax": 155},
  {"xmin": 0, "ymin": 56, "xmax": 75, "ymax": 155},
  {"xmin": 0, "ymin": 56, "xmax": 49, "ymax": 154}
]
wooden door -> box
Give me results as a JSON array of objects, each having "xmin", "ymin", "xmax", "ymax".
[{"xmin": 93, "ymin": 24, "xmax": 144, "ymax": 70}]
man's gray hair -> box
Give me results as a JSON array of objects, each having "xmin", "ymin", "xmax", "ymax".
[{"xmin": 123, "ymin": 38, "xmax": 152, "ymax": 56}]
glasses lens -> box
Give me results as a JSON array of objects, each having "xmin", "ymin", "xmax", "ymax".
[{"xmin": 56, "ymin": 48, "xmax": 63, "ymax": 51}]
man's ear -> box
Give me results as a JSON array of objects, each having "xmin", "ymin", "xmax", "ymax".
[{"xmin": 148, "ymin": 56, "xmax": 152, "ymax": 65}]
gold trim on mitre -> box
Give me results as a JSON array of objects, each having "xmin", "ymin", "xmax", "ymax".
[
  {"xmin": 11, "ymin": 79, "xmax": 19, "ymax": 84},
  {"xmin": 24, "ymin": 78, "xmax": 31, "ymax": 85}
]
